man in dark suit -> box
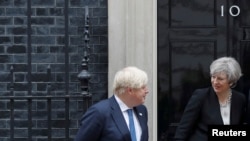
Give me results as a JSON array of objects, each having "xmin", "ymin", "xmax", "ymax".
[{"xmin": 74, "ymin": 66, "xmax": 149, "ymax": 141}]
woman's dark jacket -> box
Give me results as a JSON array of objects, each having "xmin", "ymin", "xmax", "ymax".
[{"xmin": 174, "ymin": 87, "xmax": 246, "ymax": 141}]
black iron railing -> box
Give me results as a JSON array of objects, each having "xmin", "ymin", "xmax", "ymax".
[
  {"xmin": 0, "ymin": 95, "xmax": 90, "ymax": 141},
  {"xmin": 0, "ymin": 6, "xmax": 93, "ymax": 141},
  {"xmin": 0, "ymin": 64, "xmax": 92, "ymax": 141}
]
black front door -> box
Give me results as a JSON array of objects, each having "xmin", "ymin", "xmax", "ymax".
[{"xmin": 157, "ymin": 0, "xmax": 250, "ymax": 140}]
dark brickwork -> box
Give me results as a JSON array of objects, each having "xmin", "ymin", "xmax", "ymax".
[{"xmin": 0, "ymin": 0, "xmax": 108, "ymax": 140}]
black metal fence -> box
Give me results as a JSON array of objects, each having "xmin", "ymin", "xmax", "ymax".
[
  {"xmin": 0, "ymin": 63, "xmax": 92, "ymax": 141},
  {"xmin": 0, "ymin": 95, "xmax": 91, "ymax": 141},
  {"xmin": 0, "ymin": 5, "xmax": 96, "ymax": 141}
]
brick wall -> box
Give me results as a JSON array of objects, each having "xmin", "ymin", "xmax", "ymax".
[{"xmin": 0, "ymin": 0, "xmax": 108, "ymax": 140}]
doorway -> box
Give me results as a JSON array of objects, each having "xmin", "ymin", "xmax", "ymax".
[{"xmin": 157, "ymin": 0, "xmax": 250, "ymax": 140}]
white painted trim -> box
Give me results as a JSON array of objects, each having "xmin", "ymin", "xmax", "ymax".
[{"xmin": 108, "ymin": 0, "xmax": 157, "ymax": 140}]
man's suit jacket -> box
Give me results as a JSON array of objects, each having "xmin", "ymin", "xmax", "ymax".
[
  {"xmin": 174, "ymin": 87, "xmax": 246, "ymax": 141},
  {"xmin": 74, "ymin": 95, "xmax": 149, "ymax": 141}
]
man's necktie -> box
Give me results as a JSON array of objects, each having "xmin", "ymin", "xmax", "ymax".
[{"xmin": 127, "ymin": 109, "xmax": 137, "ymax": 141}]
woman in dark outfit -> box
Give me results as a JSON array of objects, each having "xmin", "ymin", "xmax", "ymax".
[{"xmin": 174, "ymin": 56, "xmax": 246, "ymax": 141}]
